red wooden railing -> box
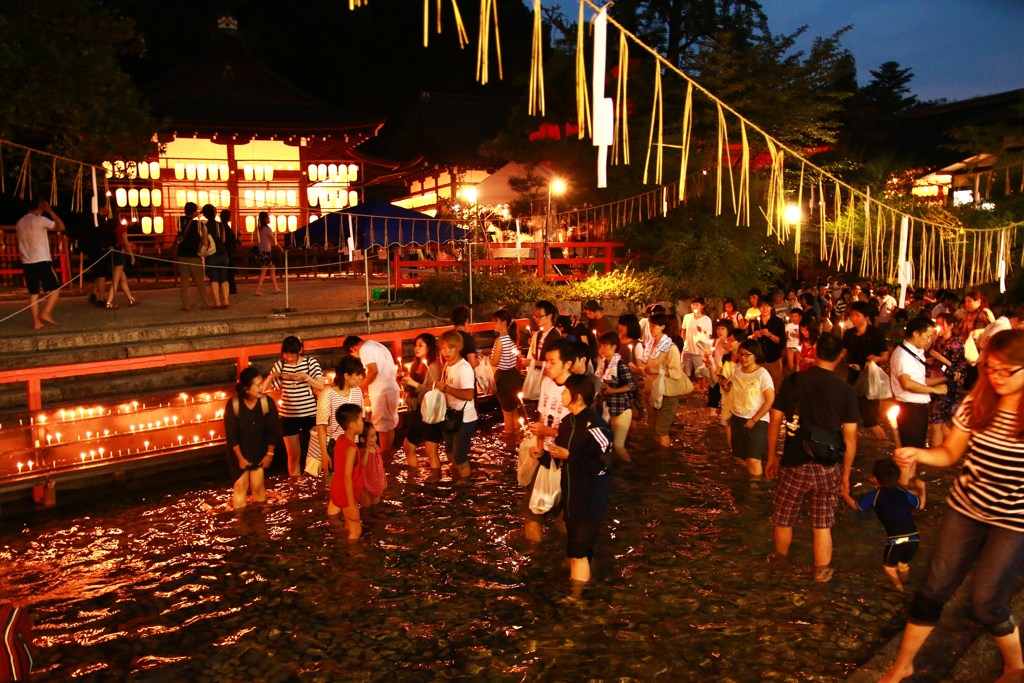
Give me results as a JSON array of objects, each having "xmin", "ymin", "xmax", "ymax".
[{"xmin": 391, "ymin": 241, "xmax": 623, "ymax": 289}]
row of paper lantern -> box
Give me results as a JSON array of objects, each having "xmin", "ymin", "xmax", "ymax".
[
  {"xmin": 114, "ymin": 188, "xmax": 163, "ymax": 208},
  {"xmin": 173, "ymin": 163, "xmax": 234, "ymax": 182},
  {"xmin": 243, "ymin": 189, "xmax": 299, "ymax": 208},
  {"xmin": 308, "ymin": 188, "xmax": 359, "ymax": 208},
  {"xmin": 173, "ymin": 189, "xmax": 231, "ymax": 209},
  {"xmin": 103, "ymin": 161, "xmax": 161, "ymax": 180},
  {"xmin": 308, "ymin": 163, "xmax": 358, "ymax": 183},
  {"xmin": 139, "ymin": 217, "xmax": 165, "ymax": 234},
  {"xmin": 243, "ymin": 215, "xmax": 300, "ymax": 233}
]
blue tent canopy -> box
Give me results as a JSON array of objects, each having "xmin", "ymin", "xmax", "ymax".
[{"xmin": 287, "ymin": 199, "xmax": 465, "ymax": 249}]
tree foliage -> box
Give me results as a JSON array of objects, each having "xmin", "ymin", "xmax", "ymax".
[{"xmin": 0, "ymin": 0, "xmax": 158, "ymax": 166}]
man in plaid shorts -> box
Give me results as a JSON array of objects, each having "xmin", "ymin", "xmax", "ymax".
[{"xmin": 766, "ymin": 334, "xmax": 860, "ymax": 582}]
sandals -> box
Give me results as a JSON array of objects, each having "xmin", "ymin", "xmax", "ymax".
[{"xmin": 105, "ymin": 302, "xmax": 118, "ymax": 309}]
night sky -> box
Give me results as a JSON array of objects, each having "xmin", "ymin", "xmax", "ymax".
[{"xmin": 759, "ymin": 0, "xmax": 1024, "ymax": 103}]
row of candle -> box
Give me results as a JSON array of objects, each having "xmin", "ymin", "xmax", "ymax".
[{"xmin": 17, "ymin": 391, "xmax": 231, "ymax": 429}]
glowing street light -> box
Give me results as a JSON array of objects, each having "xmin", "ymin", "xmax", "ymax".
[
  {"xmin": 784, "ymin": 204, "xmax": 802, "ymax": 224},
  {"xmin": 544, "ymin": 177, "xmax": 567, "ymax": 279}
]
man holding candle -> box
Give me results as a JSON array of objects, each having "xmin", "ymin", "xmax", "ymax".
[
  {"xmin": 842, "ymin": 301, "xmax": 890, "ymax": 439},
  {"xmin": 890, "ymin": 318, "xmax": 947, "ymax": 450}
]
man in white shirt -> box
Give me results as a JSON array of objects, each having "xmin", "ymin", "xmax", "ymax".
[
  {"xmin": 876, "ymin": 285, "xmax": 898, "ymax": 334},
  {"xmin": 525, "ymin": 338, "xmax": 575, "ymax": 543},
  {"xmin": 890, "ymin": 317, "xmax": 946, "ymax": 451},
  {"xmin": 681, "ymin": 297, "xmax": 713, "ymax": 390},
  {"xmin": 343, "ymin": 335, "xmax": 400, "ymax": 454},
  {"xmin": 16, "ymin": 199, "xmax": 65, "ymax": 329}
]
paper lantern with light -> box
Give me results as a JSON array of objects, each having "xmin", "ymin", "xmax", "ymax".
[
  {"xmin": 318, "ymin": 164, "xmax": 327, "ymax": 182},
  {"xmin": 150, "ymin": 162, "xmax": 160, "ymax": 180},
  {"xmin": 102, "ymin": 161, "xmax": 114, "ymax": 179},
  {"xmin": 198, "ymin": 191, "xmax": 209, "ymax": 206},
  {"xmin": 255, "ymin": 190, "xmax": 265, "ymax": 206},
  {"xmin": 287, "ymin": 189, "xmax": 297, "ymax": 206},
  {"xmin": 186, "ymin": 190, "xmax": 197, "ymax": 204},
  {"xmin": 175, "ymin": 190, "xmax": 186, "ymax": 207},
  {"xmin": 254, "ymin": 165, "xmax": 264, "ymax": 182},
  {"xmin": 307, "ymin": 164, "xmax": 318, "ymax": 182},
  {"xmin": 244, "ymin": 190, "xmax": 254, "ymax": 208},
  {"xmin": 185, "ymin": 164, "xmax": 196, "ymax": 181},
  {"xmin": 140, "ymin": 189, "xmax": 150, "ymax": 208},
  {"xmin": 348, "ymin": 164, "xmax": 359, "ymax": 182},
  {"xmin": 276, "ymin": 190, "xmax": 286, "ymax": 206},
  {"xmin": 220, "ymin": 190, "xmax": 230, "ymax": 207},
  {"xmin": 154, "ymin": 217, "xmax": 164, "ymax": 234},
  {"xmin": 243, "ymin": 165, "xmax": 254, "ymax": 181},
  {"xmin": 265, "ymin": 165, "xmax": 274, "ymax": 181},
  {"xmin": 113, "ymin": 160, "xmax": 125, "ymax": 178},
  {"xmin": 288, "ymin": 215, "xmax": 297, "ymax": 231},
  {"xmin": 197, "ymin": 163, "xmax": 208, "ymax": 181},
  {"xmin": 206, "ymin": 164, "xmax": 217, "ymax": 181},
  {"xmin": 152, "ymin": 189, "xmax": 162, "ymax": 207},
  {"xmin": 138, "ymin": 161, "xmax": 150, "ymax": 180},
  {"xmin": 219, "ymin": 164, "xmax": 228, "ymax": 180},
  {"xmin": 141, "ymin": 217, "xmax": 153, "ymax": 234},
  {"xmin": 307, "ymin": 188, "xmax": 318, "ymax": 206},
  {"xmin": 328, "ymin": 164, "xmax": 339, "ymax": 182},
  {"xmin": 174, "ymin": 163, "xmax": 185, "ymax": 180},
  {"xmin": 115, "ymin": 188, "xmax": 128, "ymax": 207},
  {"xmin": 127, "ymin": 189, "xmax": 139, "ymax": 207},
  {"xmin": 348, "ymin": 190, "xmax": 358, "ymax": 206},
  {"xmin": 245, "ymin": 216, "xmax": 256, "ymax": 233}
]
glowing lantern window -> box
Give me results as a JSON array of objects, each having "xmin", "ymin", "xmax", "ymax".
[
  {"xmin": 276, "ymin": 190, "xmax": 286, "ymax": 206},
  {"xmin": 198, "ymin": 191, "xmax": 209, "ymax": 206},
  {"xmin": 278, "ymin": 216, "xmax": 290, "ymax": 233},
  {"xmin": 265, "ymin": 165, "xmax": 274, "ymax": 181},
  {"xmin": 348, "ymin": 190, "xmax": 358, "ymax": 206},
  {"xmin": 328, "ymin": 164, "xmax": 338, "ymax": 182},
  {"xmin": 307, "ymin": 164, "xmax": 318, "ymax": 181},
  {"xmin": 317, "ymin": 164, "xmax": 327, "ymax": 182},
  {"xmin": 127, "ymin": 189, "xmax": 139, "ymax": 207},
  {"xmin": 138, "ymin": 161, "xmax": 150, "ymax": 180},
  {"xmin": 254, "ymin": 165, "xmax": 264, "ymax": 182},
  {"xmin": 185, "ymin": 164, "xmax": 196, "ymax": 180},
  {"xmin": 115, "ymin": 188, "xmax": 128, "ymax": 207},
  {"xmin": 244, "ymin": 190, "xmax": 254, "ymax": 208},
  {"xmin": 140, "ymin": 188, "xmax": 151, "ymax": 207},
  {"xmin": 243, "ymin": 165, "xmax": 253, "ymax": 181},
  {"xmin": 152, "ymin": 189, "xmax": 162, "ymax": 207},
  {"xmin": 220, "ymin": 190, "xmax": 230, "ymax": 207},
  {"xmin": 186, "ymin": 190, "xmax": 197, "ymax": 204},
  {"xmin": 245, "ymin": 216, "xmax": 256, "ymax": 233},
  {"xmin": 287, "ymin": 189, "xmax": 297, "ymax": 206},
  {"xmin": 255, "ymin": 190, "xmax": 266, "ymax": 205},
  {"xmin": 348, "ymin": 164, "xmax": 359, "ymax": 182},
  {"xmin": 175, "ymin": 190, "xmax": 186, "ymax": 207},
  {"xmin": 150, "ymin": 162, "xmax": 160, "ymax": 180},
  {"xmin": 174, "ymin": 163, "xmax": 185, "ymax": 180},
  {"xmin": 307, "ymin": 188, "xmax": 318, "ymax": 206},
  {"xmin": 219, "ymin": 164, "xmax": 228, "ymax": 180},
  {"xmin": 154, "ymin": 217, "xmax": 164, "ymax": 234},
  {"xmin": 288, "ymin": 215, "xmax": 298, "ymax": 231},
  {"xmin": 203, "ymin": 164, "xmax": 214, "ymax": 181},
  {"xmin": 141, "ymin": 217, "xmax": 152, "ymax": 234}
]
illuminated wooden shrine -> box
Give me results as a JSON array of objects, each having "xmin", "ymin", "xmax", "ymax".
[{"xmin": 101, "ymin": 18, "xmax": 391, "ymax": 245}]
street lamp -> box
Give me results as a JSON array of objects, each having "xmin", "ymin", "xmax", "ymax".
[{"xmin": 545, "ymin": 178, "xmax": 567, "ymax": 280}]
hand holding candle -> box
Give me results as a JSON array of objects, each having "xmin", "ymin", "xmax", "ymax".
[{"xmin": 887, "ymin": 405, "xmax": 901, "ymax": 449}]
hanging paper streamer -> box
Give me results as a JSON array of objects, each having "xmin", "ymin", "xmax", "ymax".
[
  {"xmin": 642, "ymin": 62, "xmax": 663, "ymax": 185},
  {"xmin": 677, "ymin": 82, "xmax": 693, "ymax": 201},
  {"xmin": 528, "ymin": 0, "xmax": 545, "ymax": 116},
  {"xmin": 715, "ymin": 104, "xmax": 736, "ymax": 217},
  {"xmin": 591, "ymin": 6, "xmax": 614, "ymax": 188},
  {"xmin": 897, "ymin": 216, "xmax": 912, "ymax": 307},
  {"xmin": 999, "ymin": 229, "xmax": 1007, "ymax": 293},
  {"xmin": 736, "ymin": 122, "xmax": 750, "ymax": 226},
  {"xmin": 574, "ymin": 0, "xmax": 591, "ymax": 139},
  {"xmin": 476, "ymin": 0, "xmax": 502, "ymax": 85},
  {"xmin": 612, "ymin": 30, "xmax": 629, "ymax": 166},
  {"xmin": 91, "ymin": 166, "xmax": 99, "ymax": 226}
]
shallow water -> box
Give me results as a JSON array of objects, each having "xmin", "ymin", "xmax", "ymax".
[{"xmin": 2, "ymin": 398, "xmax": 959, "ymax": 681}]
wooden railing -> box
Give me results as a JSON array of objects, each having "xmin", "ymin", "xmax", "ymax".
[{"xmin": 391, "ymin": 241, "xmax": 623, "ymax": 289}]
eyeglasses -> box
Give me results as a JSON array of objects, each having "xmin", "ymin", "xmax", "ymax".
[
  {"xmin": 735, "ymin": 351, "xmax": 753, "ymax": 359},
  {"xmin": 534, "ymin": 313, "xmax": 550, "ymax": 319},
  {"xmin": 985, "ymin": 365, "xmax": 1024, "ymax": 379}
]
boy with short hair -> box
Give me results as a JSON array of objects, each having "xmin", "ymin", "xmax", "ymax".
[
  {"xmin": 842, "ymin": 458, "xmax": 926, "ymax": 592},
  {"xmin": 785, "ymin": 308, "xmax": 802, "ymax": 372}
]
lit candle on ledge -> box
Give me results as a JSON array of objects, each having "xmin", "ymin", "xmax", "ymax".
[
  {"xmin": 98, "ymin": 448, "xmax": 104, "ymax": 457},
  {"xmin": 887, "ymin": 405, "xmax": 902, "ymax": 450},
  {"xmin": 34, "ymin": 440, "xmax": 40, "ymax": 449},
  {"xmin": 80, "ymin": 453, "xmax": 86, "ymax": 463},
  {"xmin": 46, "ymin": 434, "xmax": 52, "ymax": 446},
  {"xmin": 172, "ymin": 416, "xmax": 178, "ymax": 426},
  {"xmin": 27, "ymin": 461, "xmax": 33, "ymax": 472},
  {"xmin": 130, "ymin": 425, "xmax": 136, "ymax": 433},
  {"xmin": 16, "ymin": 462, "xmax": 23, "ymax": 474},
  {"xmin": 144, "ymin": 441, "xmax": 150, "ymax": 451},
  {"xmin": 177, "ymin": 435, "xmax": 183, "ymax": 446},
  {"xmin": 56, "ymin": 432, "xmax": 62, "ymax": 443},
  {"xmin": 131, "ymin": 401, "xmax": 138, "ymax": 411}
]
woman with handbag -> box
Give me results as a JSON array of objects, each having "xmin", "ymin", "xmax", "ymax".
[
  {"xmin": 223, "ymin": 367, "xmax": 281, "ymax": 510},
  {"xmin": 549, "ymin": 373, "xmax": 614, "ymax": 603},
  {"xmin": 437, "ymin": 330, "xmax": 477, "ymax": 478},
  {"xmin": 262, "ymin": 335, "xmax": 324, "ymax": 477},
  {"xmin": 640, "ymin": 313, "xmax": 688, "ymax": 447},
  {"xmin": 491, "ymin": 309, "xmax": 523, "ymax": 435},
  {"xmin": 311, "ymin": 355, "xmax": 365, "ymax": 478},
  {"xmin": 723, "ymin": 338, "xmax": 775, "ymax": 481},
  {"xmin": 201, "ymin": 204, "xmax": 230, "ymax": 309},
  {"xmin": 176, "ymin": 202, "xmax": 210, "ymax": 311},
  {"xmin": 104, "ymin": 210, "xmax": 137, "ymax": 309},
  {"xmin": 401, "ymin": 333, "xmax": 443, "ymax": 470}
]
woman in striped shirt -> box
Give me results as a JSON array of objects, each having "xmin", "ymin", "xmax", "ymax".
[
  {"xmin": 491, "ymin": 309, "xmax": 522, "ymax": 435},
  {"xmin": 884, "ymin": 330, "xmax": 1024, "ymax": 683},
  {"xmin": 311, "ymin": 355, "xmax": 365, "ymax": 477},
  {"xmin": 263, "ymin": 336, "xmax": 324, "ymax": 477}
]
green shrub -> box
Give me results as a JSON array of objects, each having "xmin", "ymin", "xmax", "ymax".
[{"xmin": 561, "ymin": 267, "xmax": 672, "ymax": 306}]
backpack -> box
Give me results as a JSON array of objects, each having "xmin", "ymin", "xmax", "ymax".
[{"xmin": 231, "ymin": 395, "xmax": 269, "ymax": 416}]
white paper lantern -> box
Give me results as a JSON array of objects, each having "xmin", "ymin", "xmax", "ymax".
[
  {"xmin": 265, "ymin": 165, "xmax": 274, "ymax": 181},
  {"xmin": 244, "ymin": 190, "xmax": 254, "ymax": 208},
  {"xmin": 115, "ymin": 188, "xmax": 128, "ymax": 207},
  {"xmin": 150, "ymin": 162, "xmax": 160, "ymax": 179},
  {"xmin": 220, "ymin": 190, "xmax": 230, "ymax": 207},
  {"xmin": 245, "ymin": 216, "xmax": 256, "ymax": 233},
  {"xmin": 140, "ymin": 188, "xmax": 151, "ymax": 207},
  {"xmin": 138, "ymin": 161, "xmax": 149, "ymax": 180},
  {"xmin": 197, "ymin": 164, "xmax": 207, "ymax": 181},
  {"xmin": 152, "ymin": 189, "xmax": 162, "ymax": 207},
  {"xmin": 127, "ymin": 189, "xmax": 139, "ymax": 207},
  {"xmin": 154, "ymin": 217, "xmax": 164, "ymax": 234},
  {"xmin": 185, "ymin": 164, "xmax": 196, "ymax": 180},
  {"xmin": 307, "ymin": 164, "xmax": 318, "ymax": 181},
  {"xmin": 141, "ymin": 217, "xmax": 152, "ymax": 234},
  {"xmin": 174, "ymin": 163, "xmax": 185, "ymax": 180},
  {"xmin": 287, "ymin": 189, "xmax": 297, "ymax": 206},
  {"xmin": 348, "ymin": 164, "xmax": 359, "ymax": 182}
]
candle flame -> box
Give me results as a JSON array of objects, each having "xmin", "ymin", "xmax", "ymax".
[{"xmin": 886, "ymin": 405, "xmax": 900, "ymax": 423}]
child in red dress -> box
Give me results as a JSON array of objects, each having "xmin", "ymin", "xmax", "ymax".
[{"xmin": 328, "ymin": 404, "xmax": 365, "ymax": 539}]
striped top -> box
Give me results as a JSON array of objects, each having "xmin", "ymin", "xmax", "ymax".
[
  {"xmin": 495, "ymin": 333, "xmax": 518, "ymax": 370},
  {"xmin": 269, "ymin": 356, "xmax": 323, "ymax": 418},
  {"xmin": 949, "ymin": 398, "xmax": 1024, "ymax": 532}
]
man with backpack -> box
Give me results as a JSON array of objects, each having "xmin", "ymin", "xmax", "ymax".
[{"xmin": 765, "ymin": 334, "xmax": 860, "ymax": 582}]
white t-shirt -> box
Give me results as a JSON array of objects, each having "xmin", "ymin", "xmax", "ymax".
[
  {"xmin": 890, "ymin": 343, "xmax": 930, "ymax": 404},
  {"xmin": 16, "ymin": 213, "xmax": 55, "ymax": 264},
  {"xmin": 443, "ymin": 358, "xmax": 478, "ymax": 422},
  {"xmin": 358, "ymin": 340, "xmax": 398, "ymax": 397},
  {"xmin": 729, "ymin": 366, "xmax": 774, "ymax": 421},
  {"xmin": 682, "ymin": 313, "xmax": 713, "ymax": 355},
  {"xmin": 537, "ymin": 375, "xmax": 569, "ymax": 451},
  {"xmin": 785, "ymin": 322, "xmax": 801, "ymax": 351},
  {"xmin": 877, "ymin": 295, "xmax": 898, "ymax": 324}
]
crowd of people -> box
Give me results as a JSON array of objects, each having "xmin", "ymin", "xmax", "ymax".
[{"xmin": 211, "ymin": 277, "xmax": 1024, "ymax": 677}]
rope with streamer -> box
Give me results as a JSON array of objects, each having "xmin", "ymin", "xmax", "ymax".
[
  {"xmin": 642, "ymin": 61, "xmax": 663, "ymax": 185},
  {"xmin": 528, "ymin": 0, "xmax": 545, "ymax": 116}
]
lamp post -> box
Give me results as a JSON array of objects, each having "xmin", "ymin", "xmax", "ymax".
[{"xmin": 544, "ymin": 178, "xmax": 567, "ymax": 281}]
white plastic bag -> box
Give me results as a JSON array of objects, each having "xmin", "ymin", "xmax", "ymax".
[
  {"xmin": 522, "ymin": 364, "xmax": 543, "ymax": 400},
  {"xmin": 865, "ymin": 361, "xmax": 893, "ymax": 401},
  {"xmin": 517, "ymin": 435, "xmax": 539, "ymax": 486},
  {"xmin": 528, "ymin": 461, "xmax": 562, "ymax": 515},
  {"xmin": 650, "ymin": 368, "xmax": 666, "ymax": 409},
  {"xmin": 475, "ymin": 355, "xmax": 496, "ymax": 395},
  {"xmin": 420, "ymin": 388, "xmax": 447, "ymax": 424}
]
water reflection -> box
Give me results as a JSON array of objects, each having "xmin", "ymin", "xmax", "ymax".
[{"xmin": 1, "ymin": 400, "xmax": 957, "ymax": 681}]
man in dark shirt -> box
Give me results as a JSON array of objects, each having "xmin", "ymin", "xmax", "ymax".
[
  {"xmin": 842, "ymin": 301, "xmax": 890, "ymax": 438},
  {"xmin": 583, "ymin": 300, "xmax": 615, "ymax": 338},
  {"xmin": 451, "ymin": 304, "xmax": 479, "ymax": 368},
  {"xmin": 748, "ymin": 298, "xmax": 786, "ymax": 390},
  {"xmin": 767, "ymin": 333, "xmax": 860, "ymax": 582}
]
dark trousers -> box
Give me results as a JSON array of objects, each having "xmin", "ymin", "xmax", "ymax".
[{"xmin": 896, "ymin": 401, "xmax": 930, "ymax": 448}]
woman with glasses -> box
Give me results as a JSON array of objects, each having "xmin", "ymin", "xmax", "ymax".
[
  {"xmin": 882, "ymin": 330, "xmax": 1024, "ymax": 683},
  {"xmin": 722, "ymin": 338, "xmax": 775, "ymax": 481}
]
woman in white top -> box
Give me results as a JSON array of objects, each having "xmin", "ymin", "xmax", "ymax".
[
  {"xmin": 722, "ymin": 338, "xmax": 775, "ymax": 481},
  {"xmin": 437, "ymin": 330, "xmax": 477, "ymax": 478},
  {"xmin": 254, "ymin": 211, "xmax": 281, "ymax": 296},
  {"xmin": 311, "ymin": 355, "xmax": 365, "ymax": 477}
]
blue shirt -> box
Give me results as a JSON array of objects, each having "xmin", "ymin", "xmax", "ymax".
[{"xmin": 857, "ymin": 487, "xmax": 922, "ymax": 540}]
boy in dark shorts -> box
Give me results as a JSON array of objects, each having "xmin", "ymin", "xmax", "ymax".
[{"xmin": 842, "ymin": 458, "xmax": 926, "ymax": 592}]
